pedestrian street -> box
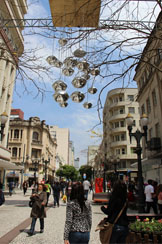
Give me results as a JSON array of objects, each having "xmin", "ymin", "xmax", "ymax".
[{"xmin": 0, "ymin": 189, "xmax": 103, "ymax": 244}]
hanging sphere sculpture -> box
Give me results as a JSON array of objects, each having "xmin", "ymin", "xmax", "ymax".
[
  {"xmin": 59, "ymin": 102, "xmax": 68, "ymax": 107},
  {"xmin": 70, "ymin": 91, "xmax": 85, "ymax": 103},
  {"xmin": 72, "ymin": 77, "xmax": 87, "ymax": 88},
  {"xmin": 62, "ymin": 67, "xmax": 74, "ymax": 76},
  {"xmin": 73, "ymin": 48, "xmax": 86, "ymax": 58},
  {"xmin": 83, "ymin": 74, "xmax": 90, "ymax": 80},
  {"xmin": 46, "ymin": 56, "xmax": 58, "ymax": 65},
  {"xmin": 77, "ymin": 61, "xmax": 89, "ymax": 71},
  {"xmin": 83, "ymin": 102, "xmax": 92, "ymax": 109},
  {"xmin": 90, "ymin": 68, "xmax": 100, "ymax": 76},
  {"xmin": 58, "ymin": 38, "xmax": 68, "ymax": 46},
  {"xmin": 53, "ymin": 91, "xmax": 69, "ymax": 103},
  {"xmin": 88, "ymin": 87, "xmax": 98, "ymax": 94},
  {"xmin": 63, "ymin": 57, "xmax": 77, "ymax": 68},
  {"xmin": 52, "ymin": 80, "xmax": 67, "ymax": 92}
]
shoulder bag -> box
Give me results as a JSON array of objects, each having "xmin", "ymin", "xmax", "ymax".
[{"xmin": 95, "ymin": 202, "xmax": 127, "ymax": 244}]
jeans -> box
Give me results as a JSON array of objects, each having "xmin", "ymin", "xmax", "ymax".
[
  {"xmin": 30, "ymin": 218, "xmax": 44, "ymax": 232},
  {"xmin": 54, "ymin": 194, "xmax": 59, "ymax": 206},
  {"xmin": 69, "ymin": 231, "xmax": 90, "ymax": 244},
  {"xmin": 110, "ymin": 225, "xmax": 129, "ymax": 244},
  {"xmin": 84, "ymin": 190, "xmax": 88, "ymax": 200}
]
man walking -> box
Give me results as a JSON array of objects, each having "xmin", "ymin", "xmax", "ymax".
[
  {"xmin": 145, "ymin": 179, "xmax": 157, "ymax": 214},
  {"xmin": 83, "ymin": 179, "xmax": 90, "ymax": 200}
]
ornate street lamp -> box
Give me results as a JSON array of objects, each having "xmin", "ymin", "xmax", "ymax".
[
  {"xmin": 126, "ymin": 113, "xmax": 148, "ymax": 213},
  {"xmin": 0, "ymin": 112, "xmax": 8, "ymax": 141},
  {"xmin": 110, "ymin": 156, "xmax": 120, "ymax": 180},
  {"xmin": 32, "ymin": 159, "xmax": 40, "ymax": 184},
  {"xmin": 42, "ymin": 157, "xmax": 50, "ymax": 181}
]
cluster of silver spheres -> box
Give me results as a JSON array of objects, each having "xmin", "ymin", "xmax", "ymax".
[{"xmin": 46, "ymin": 38, "xmax": 99, "ymax": 108}]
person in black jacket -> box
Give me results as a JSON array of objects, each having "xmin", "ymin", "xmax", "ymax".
[
  {"xmin": 52, "ymin": 181, "xmax": 61, "ymax": 207},
  {"xmin": 101, "ymin": 180, "xmax": 129, "ymax": 244}
]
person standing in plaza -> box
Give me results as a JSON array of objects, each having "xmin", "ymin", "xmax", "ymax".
[
  {"xmin": 64, "ymin": 182, "xmax": 92, "ymax": 244},
  {"xmin": 23, "ymin": 181, "xmax": 28, "ymax": 196},
  {"xmin": 45, "ymin": 180, "xmax": 51, "ymax": 206},
  {"xmin": 8, "ymin": 181, "xmax": 13, "ymax": 196},
  {"xmin": 28, "ymin": 183, "xmax": 47, "ymax": 236},
  {"xmin": 100, "ymin": 180, "xmax": 129, "ymax": 244},
  {"xmin": 157, "ymin": 184, "xmax": 162, "ymax": 214},
  {"xmin": 83, "ymin": 179, "xmax": 90, "ymax": 200},
  {"xmin": 145, "ymin": 179, "xmax": 157, "ymax": 214},
  {"xmin": 52, "ymin": 181, "xmax": 61, "ymax": 207}
]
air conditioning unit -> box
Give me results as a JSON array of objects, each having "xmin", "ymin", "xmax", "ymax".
[{"xmin": 150, "ymin": 137, "xmax": 161, "ymax": 150}]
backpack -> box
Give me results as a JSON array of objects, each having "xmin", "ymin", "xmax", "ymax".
[{"xmin": 0, "ymin": 190, "xmax": 5, "ymax": 206}]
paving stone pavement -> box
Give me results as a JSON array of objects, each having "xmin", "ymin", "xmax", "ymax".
[{"xmin": 0, "ymin": 189, "xmax": 104, "ymax": 244}]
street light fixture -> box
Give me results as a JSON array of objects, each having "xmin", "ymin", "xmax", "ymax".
[
  {"xmin": 0, "ymin": 112, "xmax": 8, "ymax": 141},
  {"xmin": 126, "ymin": 113, "xmax": 148, "ymax": 213},
  {"xmin": 42, "ymin": 157, "xmax": 50, "ymax": 181},
  {"xmin": 110, "ymin": 156, "xmax": 120, "ymax": 180},
  {"xmin": 32, "ymin": 159, "xmax": 40, "ymax": 184}
]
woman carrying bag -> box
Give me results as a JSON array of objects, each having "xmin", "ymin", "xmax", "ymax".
[
  {"xmin": 100, "ymin": 180, "xmax": 129, "ymax": 244},
  {"xmin": 28, "ymin": 183, "xmax": 47, "ymax": 236}
]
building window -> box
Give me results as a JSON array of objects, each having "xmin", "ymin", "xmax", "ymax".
[
  {"xmin": 116, "ymin": 149, "xmax": 120, "ymax": 155},
  {"xmin": 33, "ymin": 132, "xmax": 39, "ymax": 141},
  {"xmin": 128, "ymin": 95, "xmax": 134, "ymax": 101},
  {"xmin": 12, "ymin": 147, "xmax": 17, "ymax": 157},
  {"xmin": 115, "ymin": 135, "xmax": 120, "ymax": 141},
  {"xmin": 146, "ymin": 98, "xmax": 151, "ymax": 114},
  {"xmin": 21, "ymin": 130, "xmax": 23, "ymax": 139},
  {"xmin": 119, "ymin": 108, "xmax": 124, "ymax": 114},
  {"xmin": 121, "ymin": 134, "xmax": 126, "ymax": 141},
  {"xmin": 141, "ymin": 104, "xmax": 145, "ymax": 115},
  {"xmin": 133, "ymin": 120, "xmax": 136, "ymax": 126},
  {"xmin": 14, "ymin": 129, "xmax": 19, "ymax": 139},
  {"xmin": 115, "ymin": 121, "xmax": 119, "ymax": 128},
  {"xmin": 149, "ymin": 128, "xmax": 153, "ymax": 140},
  {"xmin": 10, "ymin": 129, "xmax": 13, "ymax": 139},
  {"xmin": 155, "ymin": 123, "xmax": 160, "ymax": 137},
  {"xmin": 122, "ymin": 161, "xmax": 126, "ymax": 168},
  {"xmin": 119, "ymin": 96, "xmax": 123, "ymax": 101},
  {"xmin": 128, "ymin": 107, "xmax": 135, "ymax": 114},
  {"xmin": 31, "ymin": 149, "xmax": 38, "ymax": 159},
  {"xmin": 120, "ymin": 121, "xmax": 125, "ymax": 127},
  {"xmin": 152, "ymin": 89, "xmax": 157, "ymax": 106},
  {"xmin": 122, "ymin": 148, "xmax": 126, "ymax": 154},
  {"xmin": 19, "ymin": 148, "xmax": 21, "ymax": 158}
]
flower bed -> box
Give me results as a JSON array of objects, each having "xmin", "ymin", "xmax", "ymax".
[{"xmin": 129, "ymin": 217, "xmax": 162, "ymax": 234}]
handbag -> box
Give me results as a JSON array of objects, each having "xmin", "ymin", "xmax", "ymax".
[{"xmin": 96, "ymin": 202, "xmax": 127, "ymax": 244}]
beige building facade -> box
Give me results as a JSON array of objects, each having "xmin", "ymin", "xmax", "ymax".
[
  {"xmin": 8, "ymin": 117, "xmax": 57, "ymax": 185},
  {"xmin": 101, "ymin": 88, "xmax": 140, "ymax": 179},
  {"xmin": 49, "ymin": 126, "xmax": 72, "ymax": 167},
  {"xmin": 133, "ymin": 12, "xmax": 162, "ymax": 183},
  {"xmin": 0, "ymin": 0, "xmax": 27, "ymax": 185}
]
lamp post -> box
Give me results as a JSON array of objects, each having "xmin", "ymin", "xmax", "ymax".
[
  {"xmin": 0, "ymin": 112, "xmax": 8, "ymax": 141},
  {"xmin": 32, "ymin": 159, "xmax": 40, "ymax": 184},
  {"xmin": 110, "ymin": 156, "xmax": 120, "ymax": 181},
  {"xmin": 126, "ymin": 113, "xmax": 148, "ymax": 213},
  {"xmin": 42, "ymin": 157, "xmax": 50, "ymax": 181}
]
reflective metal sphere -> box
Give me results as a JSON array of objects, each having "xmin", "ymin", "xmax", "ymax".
[
  {"xmin": 73, "ymin": 48, "xmax": 86, "ymax": 58},
  {"xmin": 83, "ymin": 74, "xmax": 90, "ymax": 80},
  {"xmin": 62, "ymin": 68, "xmax": 74, "ymax": 76},
  {"xmin": 70, "ymin": 91, "xmax": 85, "ymax": 103},
  {"xmin": 59, "ymin": 102, "xmax": 68, "ymax": 107},
  {"xmin": 88, "ymin": 87, "xmax": 98, "ymax": 94},
  {"xmin": 83, "ymin": 102, "xmax": 92, "ymax": 109},
  {"xmin": 53, "ymin": 91, "xmax": 69, "ymax": 103},
  {"xmin": 72, "ymin": 77, "xmax": 87, "ymax": 88},
  {"xmin": 90, "ymin": 68, "xmax": 100, "ymax": 76},
  {"xmin": 46, "ymin": 56, "xmax": 58, "ymax": 65},
  {"xmin": 63, "ymin": 57, "xmax": 77, "ymax": 68},
  {"xmin": 52, "ymin": 80, "xmax": 67, "ymax": 92},
  {"xmin": 77, "ymin": 61, "xmax": 89, "ymax": 71},
  {"xmin": 58, "ymin": 38, "xmax": 68, "ymax": 46}
]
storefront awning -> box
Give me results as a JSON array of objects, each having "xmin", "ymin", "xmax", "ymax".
[{"xmin": 0, "ymin": 160, "xmax": 23, "ymax": 170}]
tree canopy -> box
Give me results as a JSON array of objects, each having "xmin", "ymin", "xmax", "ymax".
[
  {"xmin": 56, "ymin": 165, "xmax": 78, "ymax": 181},
  {"xmin": 79, "ymin": 165, "xmax": 93, "ymax": 181}
]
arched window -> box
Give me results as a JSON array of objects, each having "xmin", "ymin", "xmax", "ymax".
[
  {"xmin": 12, "ymin": 147, "xmax": 17, "ymax": 157},
  {"xmin": 33, "ymin": 132, "xmax": 39, "ymax": 141},
  {"xmin": 14, "ymin": 129, "xmax": 19, "ymax": 139}
]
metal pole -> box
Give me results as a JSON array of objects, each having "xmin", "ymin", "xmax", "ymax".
[
  {"xmin": 20, "ymin": 144, "xmax": 25, "ymax": 190},
  {"xmin": 103, "ymin": 163, "xmax": 106, "ymax": 192}
]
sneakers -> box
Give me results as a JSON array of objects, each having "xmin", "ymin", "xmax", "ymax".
[
  {"xmin": 40, "ymin": 229, "xmax": 44, "ymax": 233},
  {"xmin": 27, "ymin": 231, "xmax": 34, "ymax": 236}
]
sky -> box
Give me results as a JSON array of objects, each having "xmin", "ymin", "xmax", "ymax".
[{"xmin": 12, "ymin": 0, "xmax": 160, "ymax": 166}]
